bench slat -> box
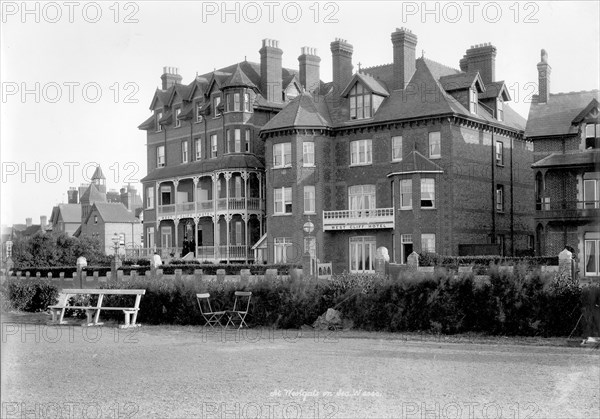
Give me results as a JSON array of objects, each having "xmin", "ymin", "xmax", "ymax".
[{"xmin": 61, "ymin": 289, "xmax": 146, "ymax": 295}]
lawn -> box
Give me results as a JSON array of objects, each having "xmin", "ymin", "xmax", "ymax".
[{"xmin": 1, "ymin": 313, "xmax": 599, "ymax": 418}]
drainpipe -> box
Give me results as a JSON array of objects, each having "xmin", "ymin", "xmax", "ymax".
[
  {"xmin": 490, "ymin": 126, "xmax": 496, "ymax": 245},
  {"xmin": 510, "ymin": 135, "xmax": 514, "ymax": 256}
]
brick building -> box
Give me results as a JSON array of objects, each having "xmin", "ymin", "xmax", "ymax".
[
  {"xmin": 139, "ymin": 28, "xmax": 535, "ymax": 271},
  {"xmin": 525, "ymin": 49, "xmax": 600, "ymax": 278}
]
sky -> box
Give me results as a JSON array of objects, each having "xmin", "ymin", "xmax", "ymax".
[{"xmin": 1, "ymin": 0, "xmax": 599, "ymax": 226}]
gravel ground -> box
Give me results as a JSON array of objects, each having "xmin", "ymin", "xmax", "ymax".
[{"xmin": 1, "ymin": 312, "xmax": 599, "ymax": 418}]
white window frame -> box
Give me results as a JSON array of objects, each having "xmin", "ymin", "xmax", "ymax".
[
  {"xmin": 195, "ymin": 138, "xmax": 202, "ymax": 160},
  {"xmin": 350, "ymin": 139, "xmax": 372, "ymax": 166},
  {"xmin": 244, "ymin": 92, "xmax": 251, "ymax": 112},
  {"xmin": 349, "ymin": 83, "xmax": 372, "ymax": 120},
  {"xmin": 146, "ymin": 227, "xmax": 155, "ymax": 249},
  {"xmin": 420, "ymin": 178, "xmax": 435, "ymax": 208},
  {"xmin": 234, "ymin": 129, "xmax": 241, "ymax": 152},
  {"xmin": 469, "ymin": 87, "xmax": 478, "ymax": 114},
  {"xmin": 349, "ymin": 236, "xmax": 376, "ymax": 273},
  {"xmin": 583, "ymin": 178, "xmax": 599, "ymax": 209},
  {"xmin": 273, "ymin": 143, "xmax": 292, "ymax": 168},
  {"xmin": 174, "ymin": 107, "xmax": 181, "ymax": 128},
  {"xmin": 156, "ymin": 145, "xmax": 165, "ymax": 168},
  {"xmin": 304, "ymin": 185, "xmax": 315, "ymax": 214},
  {"xmin": 348, "ymin": 184, "xmax": 376, "ymax": 213},
  {"xmin": 245, "ymin": 130, "xmax": 250, "ymax": 152},
  {"xmin": 156, "ymin": 111, "xmax": 162, "ymax": 132},
  {"xmin": 196, "ymin": 102, "xmax": 203, "ymax": 123},
  {"xmin": 213, "ymin": 96, "xmax": 221, "ymax": 117},
  {"xmin": 181, "ymin": 140, "xmax": 188, "ymax": 163},
  {"xmin": 496, "ymin": 184, "xmax": 504, "ymax": 212},
  {"xmin": 421, "ymin": 234, "xmax": 436, "ymax": 253},
  {"xmin": 210, "ymin": 134, "xmax": 217, "ymax": 158},
  {"xmin": 274, "ymin": 237, "xmax": 293, "ymax": 263},
  {"xmin": 392, "ymin": 136, "xmax": 402, "ymax": 161},
  {"xmin": 585, "ymin": 123, "xmax": 600, "ymax": 149},
  {"xmin": 585, "ymin": 234, "xmax": 600, "ymax": 276},
  {"xmin": 235, "ymin": 221, "xmax": 243, "ymax": 245},
  {"xmin": 145, "ymin": 186, "xmax": 155, "ymax": 209},
  {"xmin": 274, "ymin": 187, "xmax": 292, "ymax": 214},
  {"xmin": 496, "ymin": 141, "xmax": 504, "ymax": 166},
  {"xmin": 497, "ymin": 99, "xmax": 504, "ymax": 121},
  {"xmin": 400, "ymin": 179, "xmax": 412, "ymax": 210},
  {"xmin": 234, "ymin": 92, "xmax": 241, "ymax": 111},
  {"xmin": 303, "ymin": 142, "xmax": 315, "ymax": 166},
  {"xmin": 429, "ymin": 132, "xmax": 441, "ymax": 159},
  {"xmin": 161, "ymin": 226, "xmax": 172, "ymax": 248}
]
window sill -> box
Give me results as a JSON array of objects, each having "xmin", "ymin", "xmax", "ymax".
[
  {"xmin": 273, "ymin": 166, "xmax": 293, "ymax": 170},
  {"xmin": 272, "ymin": 213, "xmax": 293, "ymax": 216},
  {"xmin": 429, "ymin": 156, "xmax": 441, "ymax": 160},
  {"xmin": 303, "ymin": 164, "xmax": 316, "ymax": 168},
  {"xmin": 349, "ymin": 162, "xmax": 373, "ymax": 167},
  {"xmin": 392, "ymin": 159, "xmax": 403, "ymax": 163},
  {"xmin": 399, "ymin": 207, "xmax": 413, "ymax": 211},
  {"xmin": 420, "ymin": 207, "xmax": 436, "ymax": 210},
  {"xmin": 303, "ymin": 212, "xmax": 316, "ymax": 215},
  {"xmin": 496, "ymin": 163, "xmax": 505, "ymax": 167}
]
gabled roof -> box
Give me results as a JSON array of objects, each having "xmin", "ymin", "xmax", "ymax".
[
  {"xmin": 149, "ymin": 89, "xmax": 171, "ymax": 110},
  {"xmin": 572, "ymin": 98, "xmax": 599, "ymax": 124},
  {"xmin": 340, "ymin": 73, "xmax": 389, "ymax": 97},
  {"xmin": 261, "ymin": 92, "xmax": 331, "ymax": 132},
  {"xmin": 206, "ymin": 71, "xmax": 233, "ymax": 95},
  {"xmin": 141, "ymin": 154, "xmax": 265, "ymax": 183},
  {"xmin": 91, "ymin": 166, "xmax": 105, "ymax": 181},
  {"xmin": 387, "ymin": 151, "xmax": 444, "ymax": 176},
  {"xmin": 51, "ymin": 204, "xmax": 82, "ymax": 224},
  {"xmin": 439, "ymin": 71, "xmax": 485, "ymax": 93},
  {"xmin": 80, "ymin": 183, "xmax": 106, "ymax": 204},
  {"xmin": 525, "ymin": 90, "xmax": 600, "ymax": 138},
  {"xmin": 138, "ymin": 114, "xmax": 155, "ymax": 130},
  {"xmin": 159, "ymin": 111, "xmax": 173, "ymax": 125},
  {"xmin": 87, "ymin": 202, "xmax": 138, "ymax": 224},
  {"xmin": 479, "ymin": 81, "xmax": 511, "ymax": 101},
  {"xmin": 222, "ymin": 64, "xmax": 258, "ymax": 90},
  {"xmin": 532, "ymin": 150, "xmax": 600, "ymax": 169},
  {"xmin": 282, "ymin": 74, "xmax": 299, "ymax": 91}
]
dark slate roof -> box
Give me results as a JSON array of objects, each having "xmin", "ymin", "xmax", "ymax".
[
  {"xmin": 525, "ymin": 90, "xmax": 600, "ymax": 137},
  {"xmin": 439, "ymin": 71, "xmax": 484, "ymax": 92},
  {"xmin": 222, "ymin": 64, "xmax": 258, "ymax": 89},
  {"xmin": 387, "ymin": 151, "xmax": 444, "ymax": 176},
  {"xmin": 52, "ymin": 204, "xmax": 82, "ymax": 223},
  {"xmin": 532, "ymin": 150, "xmax": 600, "ymax": 169},
  {"xmin": 80, "ymin": 183, "xmax": 106, "ymax": 204},
  {"xmin": 138, "ymin": 114, "xmax": 155, "ymax": 130},
  {"xmin": 341, "ymin": 73, "xmax": 389, "ymax": 97},
  {"xmin": 282, "ymin": 74, "xmax": 298, "ymax": 90},
  {"xmin": 261, "ymin": 92, "xmax": 332, "ymax": 132},
  {"xmin": 159, "ymin": 111, "xmax": 173, "ymax": 124},
  {"xmin": 91, "ymin": 166, "xmax": 105, "ymax": 180},
  {"xmin": 479, "ymin": 81, "xmax": 511, "ymax": 101},
  {"xmin": 140, "ymin": 154, "xmax": 265, "ymax": 183},
  {"xmin": 178, "ymin": 102, "xmax": 195, "ymax": 120},
  {"xmin": 91, "ymin": 203, "xmax": 138, "ymax": 223}
]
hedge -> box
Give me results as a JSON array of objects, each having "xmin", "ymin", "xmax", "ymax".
[
  {"xmin": 4, "ymin": 267, "xmax": 598, "ymax": 337},
  {"xmin": 118, "ymin": 263, "xmax": 302, "ymax": 276},
  {"xmin": 418, "ymin": 253, "xmax": 559, "ymax": 268}
]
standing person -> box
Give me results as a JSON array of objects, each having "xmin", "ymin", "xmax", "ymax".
[
  {"xmin": 152, "ymin": 251, "xmax": 162, "ymax": 269},
  {"xmin": 182, "ymin": 235, "xmax": 189, "ymax": 257},
  {"xmin": 190, "ymin": 237, "xmax": 196, "ymax": 257}
]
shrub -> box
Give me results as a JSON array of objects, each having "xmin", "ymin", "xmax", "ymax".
[{"xmin": 3, "ymin": 278, "xmax": 58, "ymax": 312}]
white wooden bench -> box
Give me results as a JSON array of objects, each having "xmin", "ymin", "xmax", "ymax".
[{"xmin": 48, "ymin": 289, "xmax": 146, "ymax": 329}]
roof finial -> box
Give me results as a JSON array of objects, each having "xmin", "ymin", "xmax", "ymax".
[
  {"xmin": 357, "ymin": 62, "xmax": 362, "ymax": 72},
  {"xmin": 422, "ymin": 49, "xmax": 425, "ymax": 58}
]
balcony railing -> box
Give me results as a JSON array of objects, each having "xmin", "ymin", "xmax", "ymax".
[
  {"xmin": 323, "ymin": 208, "xmax": 394, "ymax": 230},
  {"xmin": 536, "ymin": 200, "xmax": 599, "ymax": 220},
  {"xmin": 158, "ymin": 197, "xmax": 262, "ymax": 218}
]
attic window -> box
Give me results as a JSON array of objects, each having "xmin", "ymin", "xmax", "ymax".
[
  {"xmin": 196, "ymin": 102, "xmax": 203, "ymax": 122},
  {"xmin": 156, "ymin": 111, "xmax": 162, "ymax": 131},
  {"xmin": 497, "ymin": 99, "xmax": 504, "ymax": 121},
  {"xmin": 349, "ymin": 83, "xmax": 372, "ymax": 120},
  {"xmin": 213, "ymin": 96, "xmax": 221, "ymax": 117},
  {"xmin": 469, "ymin": 87, "xmax": 478, "ymax": 114},
  {"xmin": 585, "ymin": 123, "xmax": 600, "ymax": 149},
  {"xmin": 174, "ymin": 107, "xmax": 181, "ymax": 128},
  {"xmin": 94, "ymin": 215, "xmax": 98, "ymax": 224}
]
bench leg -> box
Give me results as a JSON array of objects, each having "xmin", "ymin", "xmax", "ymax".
[
  {"xmin": 58, "ymin": 308, "xmax": 67, "ymax": 324},
  {"xmin": 119, "ymin": 310, "xmax": 140, "ymax": 329}
]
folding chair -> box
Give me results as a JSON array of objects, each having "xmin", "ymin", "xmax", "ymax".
[
  {"xmin": 196, "ymin": 293, "xmax": 227, "ymax": 329},
  {"xmin": 225, "ymin": 291, "xmax": 252, "ymax": 330}
]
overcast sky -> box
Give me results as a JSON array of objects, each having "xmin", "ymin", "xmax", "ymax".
[{"xmin": 1, "ymin": 1, "xmax": 599, "ymax": 226}]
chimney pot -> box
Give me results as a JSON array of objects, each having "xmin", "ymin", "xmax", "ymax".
[
  {"xmin": 299, "ymin": 46, "xmax": 321, "ymax": 94},
  {"xmin": 391, "ymin": 27, "xmax": 418, "ymax": 90},
  {"xmin": 260, "ymin": 38, "xmax": 283, "ymax": 103},
  {"xmin": 330, "ymin": 38, "xmax": 354, "ymax": 96},
  {"xmin": 537, "ymin": 49, "xmax": 551, "ymax": 103},
  {"xmin": 462, "ymin": 43, "xmax": 497, "ymax": 85}
]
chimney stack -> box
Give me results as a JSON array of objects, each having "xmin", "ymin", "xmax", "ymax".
[
  {"xmin": 161, "ymin": 66, "xmax": 182, "ymax": 90},
  {"xmin": 298, "ymin": 47, "xmax": 321, "ymax": 94},
  {"xmin": 391, "ymin": 28, "xmax": 418, "ymax": 90},
  {"xmin": 259, "ymin": 39, "xmax": 283, "ymax": 103},
  {"xmin": 461, "ymin": 43, "xmax": 497, "ymax": 85},
  {"xmin": 67, "ymin": 187, "xmax": 78, "ymax": 204},
  {"xmin": 330, "ymin": 38, "xmax": 353, "ymax": 95},
  {"xmin": 537, "ymin": 49, "xmax": 551, "ymax": 104},
  {"xmin": 26, "ymin": 218, "xmax": 32, "ymax": 227},
  {"xmin": 40, "ymin": 216, "xmax": 47, "ymax": 230}
]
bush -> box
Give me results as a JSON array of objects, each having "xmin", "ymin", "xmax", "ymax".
[
  {"xmin": 418, "ymin": 253, "xmax": 559, "ymax": 269},
  {"xmin": 3, "ymin": 278, "xmax": 58, "ymax": 312}
]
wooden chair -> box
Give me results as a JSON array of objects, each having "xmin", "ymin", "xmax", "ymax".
[
  {"xmin": 196, "ymin": 293, "xmax": 226, "ymax": 329},
  {"xmin": 225, "ymin": 291, "xmax": 252, "ymax": 330}
]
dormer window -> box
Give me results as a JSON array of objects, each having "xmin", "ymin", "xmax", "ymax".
[
  {"xmin": 213, "ymin": 96, "xmax": 221, "ymax": 117},
  {"xmin": 156, "ymin": 111, "xmax": 162, "ymax": 131},
  {"xmin": 196, "ymin": 102, "xmax": 203, "ymax": 123},
  {"xmin": 174, "ymin": 107, "xmax": 181, "ymax": 128},
  {"xmin": 349, "ymin": 83, "xmax": 372, "ymax": 119},
  {"xmin": 585, "ymin": 123, "xmax": 600, "ymax": 149},
  {"xmin": 469, "ymin": 87, "xmax": 478, "ymax": 114},
  {"xmin": 497, "ymin": 99, "xmax": 504, "ymax": 121}
]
